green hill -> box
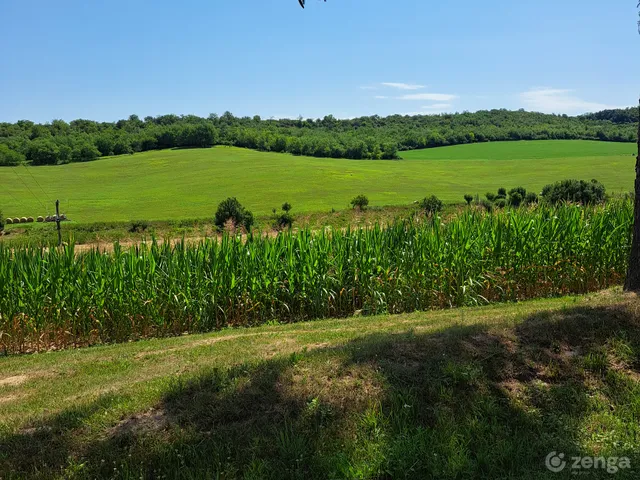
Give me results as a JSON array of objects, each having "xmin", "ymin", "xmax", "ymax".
[{"xmin": 0, "ymin": 140, "xmax": 635, "ymax": 223}]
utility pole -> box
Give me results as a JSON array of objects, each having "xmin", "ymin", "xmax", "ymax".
[{"xmin": 55, "ymin": 199, "xmax": 62, "ymax": 247}]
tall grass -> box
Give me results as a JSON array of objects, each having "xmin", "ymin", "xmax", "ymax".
[{"xmin": 0, "ymin": 201, "xmax": 632, "ymax": 353}]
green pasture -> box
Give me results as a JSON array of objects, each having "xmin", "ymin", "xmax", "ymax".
[{"xmin": 0, "ymin": 140, "xmax": 635, "ymax": 222}]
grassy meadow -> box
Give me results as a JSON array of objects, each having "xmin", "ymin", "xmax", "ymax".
[
  {"xmin": 0, "ymin": 140, "xmax": 635, "ymax": 223},
  {"xmin": 1, "ymin": 290, "xmax": 639, "ymax": 479}
]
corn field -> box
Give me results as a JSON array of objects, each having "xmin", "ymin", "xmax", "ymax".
[{"xmin": 0, "ymin": 201, "xmax": 632, "ymax": 353}]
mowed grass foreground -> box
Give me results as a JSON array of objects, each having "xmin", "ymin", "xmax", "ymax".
[
  {"xmin": 0, "ymin": 202, "xmax": 631, "ymax": 353},
  {"xmin": 1, "ymin": 291, "xmax": 639, "ymax": 479},
  {"xmin": 0, "ymin": 140, "xmax": 634, "ymax": 222}
]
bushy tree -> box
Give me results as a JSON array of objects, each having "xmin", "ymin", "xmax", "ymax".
[
  {"xmin": 497, "ymin": 187, "xmax": 507, "ymax": 198},
  {"xmin": 281, "ymin": 202, "xmax": 292, "ymax": 212},
  {"xmin": 420, "ymin": 195, "xmax": 443, "ymax": 215},
  {"xmin": 0, "ymin": 210, "xmax": 4, "ymax": 232},
  {"xmin": 525, "ymin": 192, "xmax": 538, "ymax": 205},
  {"xmin": 215, "ymin": 198, "xmax": 254, "ymax": 231},
  {"xmin": 509, "ymin": 186, "xmax": 527, "ymax": 198},
  {"xmin": 508, "ymin": 192, "xmax": 523, "ymax": 207},
  {"xmin": 72, "ymin": 143, "xmax": 101, "ymax": 163},
  {"xmin": 464, "ymin": 194, "xmax": 474, "ymax": 205},
  {"xmin": 351, "ymin": 195, "xmax": 369, "ymax": 210},
  {"xmin": 27, "ymin": 139, "xmax": 61, "ymax": 165},
  {"xmin": 494, "ymin": 198, "xmax": 507, "ymax": 209},
  {"xmin": 485, "ymin": 192, "xmax": 497, "ymax": 202},
  {"xmin": 0, "ymin": 144, "xmax": 25, "ymax": 166},
  {"xmin": 541, "ymin": 179, "xmax": 606, "ymax": 205}
]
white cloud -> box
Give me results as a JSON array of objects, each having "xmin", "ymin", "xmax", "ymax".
[
  {"xmin": 398, "ymin": 93, "xmax": 458, "ymax": 102},
  {"xmin": 381, "ymin": 82, "xmax": 425, "ymax": 90},
  {"xmin": 422, "ymin": 103, "xmax": 452, "ymax": 110},
  {"xmin": 374, "ymin": 95, "xmax": 389, "ymax": 99},
  {"xmin": 520, "ymin": 88, "xmax": 616, "ymax": 114}
]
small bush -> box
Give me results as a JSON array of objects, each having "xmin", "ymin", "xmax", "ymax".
[
  {"xmin": 480, "ymin": 199, "xmax": 493, "ymax": 213},
  {"xmin": 129, "ymin": 220, "xmax": 149, "ymax": 233},
  {"xmin": 0, "ymin": 211, "xmax": 3, "ymax": 231},
  {"xmin": 508, "ymin": 186, "xmax": 527, "ymax": 198},
  {"xmin": 525, "ymin": 192, "xmax": 538, "ymax": 205},
  {"xmin": 497, "ymin": 187, "xmax": 507, "ymax": 197},
  {"xmin": 276, "ymin": 212, "xmax": 294, "ymax": 229},
  {"xmin": 541, "ymin": 179, "xmax": 606, "ymax": 205},
  {"xmin": 215, "ymin": 197, "xmax": 254, "ymax": 231},
  {"xmin": 350, "ymin": 195, "xmax": 369, "ymax": 210},
  {"xmin": 485, "ymin": 192, "xmax": 497, "ymax": 202},
  {"xmin": 463, "ymin": 194, "xmax": 474, "ymax": 205},
  {"xmin": 274, "ymin": 203, "xmax": 294, "ymax": 230},
  {"xmin": 494, "ymin": 198, "xmax": 507, "ymax": 209},
  {"xmin": 420, "ymin": 195, "xmax": 443, "ymax": 215},
  {"xmin": 508, "ymin": 192, "xmax": 523, "ymax": 207}
]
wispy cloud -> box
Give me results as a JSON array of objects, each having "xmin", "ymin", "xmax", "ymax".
[
  {"xmin": 374, "ymin": 95, "xmax": 389, "ymax": 99},
  {"xmin": 359, "ymin": 85, "xmax": 378, "ymax": 90},
  {"xmin": 520, "ymin": 88, "xmax": 615, "ymax": 114},
  {"xmin": 381, "ymin": 82, "xmax": 425, "ymax": 91},
  {"xmin": 398, "ymin": 93, "xmax": 458, "ymax": 102},
  {"xmin": 422, "ymin": 103, "xmax": 452, "ymax": 110}
]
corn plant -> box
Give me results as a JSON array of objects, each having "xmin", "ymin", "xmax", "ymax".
[{"xmin": 0, "ymin": 200, "xmax": 632, "ymax": 353}]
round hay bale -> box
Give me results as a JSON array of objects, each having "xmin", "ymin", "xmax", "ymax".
[
  {"xmin": 37, "ymin": 216, "xmax": 44, "ymax": 223},
  {"xmin": 20, "ymin": 217, "xmax": 28, "ymax": 224},
  {"xmin": 60, "ymin": 214, "xmax": 67, "ymax": 221},
  {"xmin": 45, "ymin": 216, "xmax": 52, "ymax": 222},
  {"xmin": 5, "ymin": 218, "xmax": 12, "ymax": 225},
  {"xmin": 13, "ymin": 218, "xmax": 20, "ymax": 224},
  {"xmin": 27, "ymin": 217, "xmax": 34, "ymax": 223}
]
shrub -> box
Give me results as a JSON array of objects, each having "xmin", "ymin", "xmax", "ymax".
[
  {"xmin": 525, "ymin": 192, "xmax": 538, "ymax": 205},
  {"xmin": 420, "ymin": 195, "xmax": 443, "ymax": 215},
  {"xmin": 464, "ymin": 194, "xmax": 474, "ymax": 205},
  {"xmin": 494, "ymin": 198, "xmax": 507, "ymax": 209},
  {"xmin": 281, "ymin": 202, "xmax": 292, "ymax": 212},
  {"xmin": 276, "ymin": 212, "xmax": 294, "ymax": 229},
  {"xmin": 0, "ymin": 211, "xmax": 3, "ymax": 231},
  {"xmin": 350, "ymin": 195, "xmax": 369, "ymax": 210},
  {"xmin": 509, "ymin": 186, "xmax": 527, "ymax": 198},
  {"xmin": 479, "ymin": 199, "xmax": 493, "ymax": 213},
  {"xmin": 508, "ymin": 192, "xmax": 523, "ymax": 207},
  {"xmin": 497, "ymin": 187, "xmax": 507, "ymax": 198},
  {"xmin": 541, "ymin": 179, "xmax": 606, "ymax": 205},
  {"xmin": 485, "ymin": 192, "xmax": 497, "ymax": 202},
  {"xmin": 129, "ymin": 220, "xmax": 149, "ymax": 233},
  {"xmin": 215, "ymin": 197, "xmax": 254, "ymax": 231}
]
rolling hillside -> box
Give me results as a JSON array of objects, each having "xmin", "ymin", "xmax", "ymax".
[{"xmin": 0, "ymin": 140, "xmax": 635, "ymax": 222}]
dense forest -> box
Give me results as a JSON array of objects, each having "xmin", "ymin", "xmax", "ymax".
[{"xmin": 0, "ymin": 108, "xmax": 637, "ymax": 166}]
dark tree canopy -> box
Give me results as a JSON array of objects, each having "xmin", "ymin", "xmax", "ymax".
[{"xmin": 0, "ymin": 108, "xmax": 636, "ymax": 167}]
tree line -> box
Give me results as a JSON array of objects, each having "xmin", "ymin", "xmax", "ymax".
[{"xmin": 0, "ymin": 108, "xmax": 637, "ymax": 166}]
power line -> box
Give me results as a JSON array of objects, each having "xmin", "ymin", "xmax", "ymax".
[
  {"xmin": 10, "ymin": 167, "xmax": 48, "ymax": 213},
  {"xmin": 4, "ymin": 187, "xmax": 27, "ymax": 210},
  {"xmin": 22, "ymin": 164, "xmax": 53, "ymax": 205}
]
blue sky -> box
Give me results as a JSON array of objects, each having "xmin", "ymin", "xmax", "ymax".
[{"xmin": 1, "ymin": 0, "xmax": 638, "ymax": 123}]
